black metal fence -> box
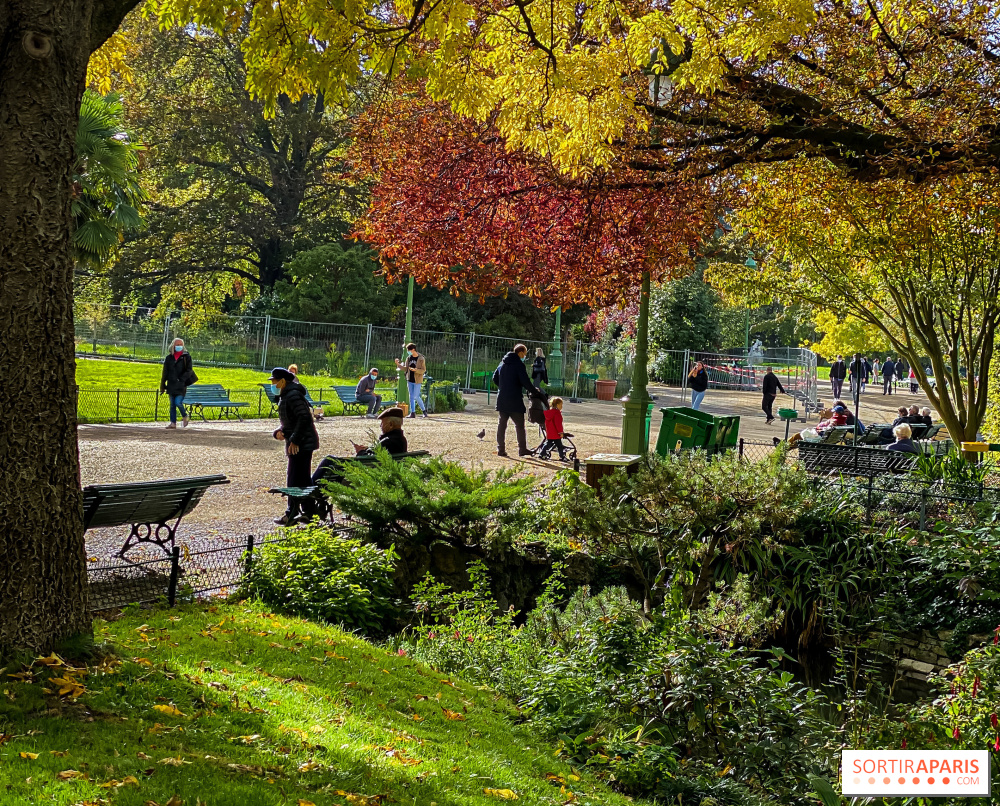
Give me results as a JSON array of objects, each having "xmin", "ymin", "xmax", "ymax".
[{"xmin": 87, "ymin": 534, "xmax": 289, "ymax": 612}]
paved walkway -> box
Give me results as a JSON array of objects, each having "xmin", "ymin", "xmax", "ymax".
[{"xmin": 79, "ymin": 382, "xmax": 935, "ymax": 560}]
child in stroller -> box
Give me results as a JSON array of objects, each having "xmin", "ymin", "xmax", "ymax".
[{"xmin": 526, "ymin": 388, "xmax": 576, "ymax": 461}]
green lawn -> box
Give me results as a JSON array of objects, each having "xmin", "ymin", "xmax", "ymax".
[
  {"xmin": 0, "ymin": 602, "xmax": 628, "ymax": 806},
  {"xmin": 76, "ymin": 359, "xmax": 398, "ymax": 423}
]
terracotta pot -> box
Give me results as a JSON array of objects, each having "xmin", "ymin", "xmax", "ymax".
[
  {"xmin": 595, "ymin": 379, "xmax": 618, "ymax": 401},
  {"xmin": 399, "ymin": 403, "xmax": 409, "ymax": 417}
]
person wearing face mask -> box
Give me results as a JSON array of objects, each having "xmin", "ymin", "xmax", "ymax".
[
  {"xmin": 268, "ymin": 367, "xmax": 320, "ymax": 525},
  {"xmin": 395, "ymin": 343, "xmax": 428, "ymax": 418},
  {"xmin": 355, "ymin": 367, "xmax": 383, "ymax": 418},
  {"xmin": 159, "ymin": 337, "xmax": 197, "ymax": 429}
]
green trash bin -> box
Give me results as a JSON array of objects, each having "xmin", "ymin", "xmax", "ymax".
[
  {"xmin": 713, "ymin": 415, "xmax": 741, "ymax": 451},
  {"xmin": 655, "ymin": 407, "xmax": 718, "ymax": 455}
]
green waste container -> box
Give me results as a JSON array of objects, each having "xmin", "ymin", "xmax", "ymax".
[
  {"xmin": 655, "ymin": 407, "xmax": 717, "ymax": 454},
  {"xmin": 713, "ymin": 415, "xmax": 741, "ymax": 450}
]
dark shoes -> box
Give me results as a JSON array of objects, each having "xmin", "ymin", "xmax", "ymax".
[
  {"xmin": 765, "ymin": 418, "xmax": 774, "ymax": 425},
  {"xmin": 422, "ymin": 411, "xmax": 429, "ymax": 418},
  {"xmin": 408, "ymin": 412, "xmax": 416, "ymax": 418},
  {"xmin": 518, "ymin": 450, "xmax": 534, "ymax": 457},
  {"xmin": 496, "ymin": 450, "xmax": 508, "ymax": 457},
  {"xmin": 273, "ymin": 513, "xmax": 295, "ymax": 526}
]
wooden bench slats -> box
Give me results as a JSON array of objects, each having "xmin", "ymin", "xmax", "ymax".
[
  {"xmin": 333, "ymin": 386, "xmax": 397, "ymax": 415},
  {"xmin": 83, "ymin": 474, "xmax": 229, "ymax": 557},
  {"xmin": 182, "ymin": 385, "xmax": 248, "ymax": 422}
]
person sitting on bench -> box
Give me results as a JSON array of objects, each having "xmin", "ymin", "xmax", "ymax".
[
  {"xmin": 885, "ymin": 423, "xmax": 918, "ymax": 454},
  {"xmin": 355, "ymin": 367, "xmax": 383, "ymax": 418},
  {"xmin": 311, "ymin": 407, "xmax": 409, "ymax": 486}
]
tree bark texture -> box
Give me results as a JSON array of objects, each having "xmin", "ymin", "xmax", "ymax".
[{"xmin": 0, "ymin": 0, "xmax": 138, "ymax": 652}]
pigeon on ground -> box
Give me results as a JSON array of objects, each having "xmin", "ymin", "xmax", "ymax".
[{"xmin": 476, "ymin": 429, "xmax": 486, "ymax": 440}]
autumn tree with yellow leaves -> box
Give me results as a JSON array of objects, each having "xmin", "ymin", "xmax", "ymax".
[{"xmin": 5, "ymin": 0, "xmax": 1000, "ymax": 651}]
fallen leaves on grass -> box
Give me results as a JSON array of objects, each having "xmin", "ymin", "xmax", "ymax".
[
  {"xmin": 19, "ymin": 752, "xmax": 39, "ymax": 760},
  {"xmin": 442, "ymin": 708, "xmax": 465, "ymax": 721},
  {"xmin": 57, "ymin": 769, "xmax": 88, "ymax": 780},
  {"xmin": 484, "ymin": 788, "xmax": 519, "ymax": 800},
  {"xmin": 158, "ymin": 756, "xmax": 191, "ymax": 766},
  {"xmin": 152, "ymin": 704, "xmax": 185, "ymax": 717}
]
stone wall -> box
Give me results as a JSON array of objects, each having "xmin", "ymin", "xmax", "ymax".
[{"xmin": 886, "ymin": 629, "xmax": 993, "ymax": 702}]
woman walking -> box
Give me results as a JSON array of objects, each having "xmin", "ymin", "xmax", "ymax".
[
  {"xmin": 160, "ymin": 338, "xmax": 196, "ymax": 429},
  {"xmin": 531, "ymin": 348, "xmax": 549, "ymax": 387}
]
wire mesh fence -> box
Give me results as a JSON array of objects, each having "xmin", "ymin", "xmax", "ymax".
[
  {"xmin": 74, "ymin": 303, "xmax": 819, "ymax": 411},
  {"xmin": 86, "ymin": 533, "xmax": 298, "ymax": 612}
]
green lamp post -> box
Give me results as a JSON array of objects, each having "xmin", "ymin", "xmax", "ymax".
[
  {"xmin": 550, "ymin": 307, "xmax": 562, "ymax": 389},
  {"xmin": 744, "ymin": 253, "xmax": 757, "ymax": 353},
  {"xmin": 621, "ymin": 271, "xmax": 654, "ymax": 454},
  {"xmin": 396, "ymin": 275, "xmax": 415, "ymax": 406}
]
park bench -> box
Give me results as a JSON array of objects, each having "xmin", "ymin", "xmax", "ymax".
[
  {"xmin": 183, "ymin": 384, "xmax": 249, "ymax": 421},
  {"xmin": 332, "ymin": 385, "xmax": 397, "ymax": 416},
  {"xmin": 268, "ymin": 450, "xmax": 430, "ymax": 521},
  {"xmin": 577, "ymin": 373, "xmax": 598, "ymax": 397},
  {"xmin": 796, "ymin": 442, "xmax": 917, "ymax": 476},
  {"xmin": 83, "ymin": 474, "xmax": 230, "ymax": 558},
  {"xmin": 260, "ymin": 383, "xmax": 333, "ymax": 417}
]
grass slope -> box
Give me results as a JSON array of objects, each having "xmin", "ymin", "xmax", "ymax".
[
  {"xmin": 0, "ymin": 602, "xmax": 629, "ymax": 806},
  {"xmin": 75, "ymin": 360, "xmax": 397, "ymax": 423}
]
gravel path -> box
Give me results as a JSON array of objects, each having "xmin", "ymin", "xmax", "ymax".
[{"xmin": 80, "ymin": 385, "xmax": 935, "ymax": 561}]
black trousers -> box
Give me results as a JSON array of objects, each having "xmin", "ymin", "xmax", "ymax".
[
  {"xmin": 830, "ymin": 378, "xmax": 843, "ymax": 399},
  {"xmin": 762, "ymin": 394, "xmax": 776, "ymax": 420},
  {"xmin": 497, "ymin": 411, "xmax": 528, "ymax": 454},
  {"xmin": 540, "ymin": 438, "xmax": 566, "ymax": 459},
  {"xmin": 285, "ymin": 448, "xmax": 314, "ymax": 516},
  {"xmin": 883, "ymin": 376, "xmax": 894, "ymax": 394}
]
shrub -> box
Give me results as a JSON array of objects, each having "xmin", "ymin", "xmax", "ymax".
[
  {"xmin": 322, "ymin": 452, "xmax": 534, "ymax": 551},
  {"xmin": 430, "ymin": 380, "xmax": 467, "ymax": 412},
  {"xmin": 246, "ymin": 524, "xmax": 399, "ymax": 633}
]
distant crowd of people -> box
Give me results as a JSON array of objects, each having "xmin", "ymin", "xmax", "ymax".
[{"xmin": 828, "ymin": 353, "xmax": 921, "ymax": 398}]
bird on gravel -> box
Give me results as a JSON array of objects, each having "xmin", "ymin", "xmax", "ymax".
[{"xmin": 476, "ymin": 429, "xmax": 486, "ymax": 440}]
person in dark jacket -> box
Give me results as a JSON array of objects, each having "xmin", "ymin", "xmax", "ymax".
[
  {"xmin": 895, "ymin": 358, "xmax": 905, "ymax": 387},
  {"xmin": 269, "ymin": 367, "xmax": 320, "ymax": 525},
  {"xmin": 829, "ymin": 355, "xmax": 846, "ymax": 399},
  {"xmin": 862, "ymin": 356, "xmax": 872, "ymax": 393},
  {"xmin": 688, "ymin": 361, "xmax": 709, "ymax": 410},
  {"xmin": 355, "ymin": 368, "xmax": 382, "ymax": 417},
  {"xmin": 881, "ymin": 357, "xmax": 896, "ymax": 395},
  {"xmin": 493, "ymin": 343, "xmax": 541, "ymax": 457},
  {"xmin": 761, "ymin": 367, "xmax": 786, "ymax": 424},
  {"xmin": 848, "ymin": 353, "xmax": 864, "ymax": 399},
  {"xmin": 919, "ymin": 407, "xmax": 934, "ymax": 427},
  {"xmin": 885, "ymin": 423, "xmax": 918, "ymax": 454},
  {"xmin": 531, "ymin": 348, "xmax": 549, "ymax": 387},
  {"xmin": 160, "ymin": 338, "xmax": 197, "ymax": 429},
  {"xmin": 310, "ymin": 408, "xmax": 409, "ymax": 488}
]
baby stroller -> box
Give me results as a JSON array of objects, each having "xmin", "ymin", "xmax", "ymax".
[{"xmin": 526, "ymin": 388, "xmax": 577, "ymax": 461}]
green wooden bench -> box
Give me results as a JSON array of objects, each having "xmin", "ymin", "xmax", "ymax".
[
  {"xmin": 259, "ymin": 384, "xmax": 332, "ymax": 417},
  {"xmin": 332, "ymin": 385, "xmax": 396, "ymax": 416},
  {"xmin": 268, "ymin": 450, "xmax": 430, "ymax": 520},
  {"xmin": 577, "ymin": 373, "xmax": 598, "ymax": 397},
  {"xmin": 183, "ymin": 384, "xmax": 249, "ymax": 421},
  {"xmin": 796, "ymin": 442, "xmax": 917, "ymax": 476},
  {"xmin": 83, "ymin": 474, "xmax": 230, "ymax": 558}
]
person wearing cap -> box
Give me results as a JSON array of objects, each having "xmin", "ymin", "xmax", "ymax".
[
  {"xmin": 309, "ymin": 407, "xmax": 408, "ymax": 487},
  {"xmin": 354, "ymin": 407, "xmax": 408, "ymax": 455},
  {"xmin": 355, "ymin": 367, "xmax": 382, "ymax": 418},
  {"xmin": 268, "ymin": 367, "xmax": 320, "ymax": 526}
]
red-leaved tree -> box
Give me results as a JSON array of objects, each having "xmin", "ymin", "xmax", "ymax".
[{"xmin": 352, "ymin": 94, "xmax": 716, "ymax": 307}]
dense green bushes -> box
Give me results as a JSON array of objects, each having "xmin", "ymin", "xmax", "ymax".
[{"xmin": 246, "ymin": 525, "xmax": 398, "ymax": 633}]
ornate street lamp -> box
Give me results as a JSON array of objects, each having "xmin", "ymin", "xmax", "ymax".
[{"xmin": 396, "ymin": 275, "xmax": 416, "ymax": 405}]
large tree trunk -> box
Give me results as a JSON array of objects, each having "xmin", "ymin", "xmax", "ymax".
[{"xmin": 0, "ymin": 0, "xmax": 138, "ymax": 653}]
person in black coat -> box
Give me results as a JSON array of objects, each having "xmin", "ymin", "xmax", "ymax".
[
  {"xmin": 829, "ymin": 355, "xmax": 846, "ymax": 399},
  {"xmin": 160, "ymin": 338, "xmax": 197, "ymax": 429},
  {"xmin": 531, "ymin": 348, "xmax": 549, "ymax": 387},
  {"xmin": 311, "ymin": 407, "xmax": 409, "ymax": 489},
  {"xmin": 492, "ymin": 343, "xmax": 541, "ymax": 457},
  {"xmin": 761, "ymin": 366, "xmax": 786, "ymax": 424},
  {"xmin": 269, "ymin": 367, "xmax": 320, "ymax": 525},
  {"xmin": 881, "ymin": 357, "xmax": 896, "ymax": 395}
]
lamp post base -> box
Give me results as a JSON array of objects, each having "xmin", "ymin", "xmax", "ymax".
[{"xmin": 621, "ymin": 396, "xmax": 655, "ymax": 454}]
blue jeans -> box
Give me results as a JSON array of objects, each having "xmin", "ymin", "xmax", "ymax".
[
  {"xmin": 170, "ymin": 394, "xmax": 187, "ymax": 423},
  {"xmin": 407, "ymin": 381, "xmax": 426, "ymax": 413},
  {"xmin": 691, "ymin": 389, "xmax": 706, "ymax": 410}
]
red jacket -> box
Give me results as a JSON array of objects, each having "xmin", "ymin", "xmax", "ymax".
[{"xmin": 544, "ymin": 408, "xmax": 564, "ymax": 439}]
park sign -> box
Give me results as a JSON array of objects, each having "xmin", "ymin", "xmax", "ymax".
[{"xmin": 842, "ymin": 750, "xmax": 990, "ymax": 797}]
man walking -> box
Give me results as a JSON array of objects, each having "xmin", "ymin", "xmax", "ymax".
[
  {"xmin": 881, "ymin": 356, "xmax": 896, "ymax": 395},
  {"xmin": 861, "ymin": 356, "xmax": 872, "ymax": 394},
  {"xmin": 849, "ymin": 353, "xmax": 864, "ymax": 400},
  {"xmin": 493, "ymin": 343, "xmax": 540, "ymax": 457},
  {"xmin": 829, "ymin": 355, "xmax": 846, "ymax": 399},
  {"xmin": 761, "ymin": 366, "xmax": 786, "ymax": 425},
  {"xmin": 895, "ymin": 358, "xmax": 906, "ymax": 392}
]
